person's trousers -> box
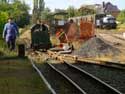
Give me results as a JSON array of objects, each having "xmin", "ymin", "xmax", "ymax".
[{"xmin": 6, "ymin": 36, "xmax": 16, "ymax": 51}]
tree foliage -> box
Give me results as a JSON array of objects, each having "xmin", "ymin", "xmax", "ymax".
[
  {"xmin": 32, "ymin": 0, "xmax": 45, "ymax": 23},
  {"xmin": 12, "ymin": 0, "xmax": 30, "ymax": 27},
  {"xmin": 0, "ymin": 0, "xmax": 30, "ymax": 29},
  {"xmin": 117, "ymin": 10, "xmax": 125, "ymax": 24},
  {"xmin": 39, "ymin": 0, "xmax": 45, "ymax": 12},
  {"xmin": 78, "ymin": 8, "xmax": 96, "ymax": 16},
  {"xmin": 67, "ymin": 6, "xmax": 77, "ymax": 17},
  {"xmin": 0, "ymin": 12, "xmax": 8, "ymax": 34},
  {"xmin": 0, "ymin": 0, "xmax": 9, "ymax": 3},
  {"xmin": 41, "ymin": 7, "xmax": 52, "ymax": 21},
  {"xmin": 66, "ymin": 6, "xmax": 95, "ymax": 18}
]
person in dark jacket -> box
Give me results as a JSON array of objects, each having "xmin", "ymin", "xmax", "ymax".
[{"xmin": 3, "ymin": 17, "xmax": 19, "ymax": 51}]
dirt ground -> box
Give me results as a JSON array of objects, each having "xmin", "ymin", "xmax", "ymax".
[
  {"xmin": 20, "ymin": 29, "xmax": 125, "ymax": 63},
  {"xmin": 96, "ymin": 29, "xmax": 125, "ymax": 51},
  {"xmin": 95, "ymin": 29, "xmax": 125, "ymax": 62}
]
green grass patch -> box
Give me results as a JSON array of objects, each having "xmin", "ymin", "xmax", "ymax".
[
  {"xmin": 117, "ymin": 23, "xmax": 125, "ymax": 31},
  {"xmin": 0, "ymin": 58, "xmax": 51, "ymax": 94},
  {"xmin": 19, "ymin": 25, "xmax": 31, "ymax": 35},
  {"xmin": 0, "ymin": 37, "xmax": 18, "ymax": 57}
]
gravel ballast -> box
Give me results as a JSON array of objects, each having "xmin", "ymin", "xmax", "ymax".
[
  {"xmin": 73, "ymin": 37, "xmax": 120, "ymax": 57},
  {"xmin": 73, "ymin": 62, "xmax": 125, "ymax": 93}
]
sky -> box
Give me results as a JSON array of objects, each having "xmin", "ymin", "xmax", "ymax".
[{"xmin": 25, "ymin": 0, "xmax": 125, "ymax": 13}]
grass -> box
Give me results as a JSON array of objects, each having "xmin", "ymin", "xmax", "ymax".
[
  {"xmin": 0, "ymin": 36, "xmax": 51, "ymax": 94},
  {"xmin": 117, "ymin": 23, "xmax": 125, "ymax": 31},
  {"xmin": 19, "ymin": 25, "xmax": 31, "ymax": 35},
  {"xmin": 0, "ymin": 37, "xmax": 20, "ymax": 57},
  {"xmin": 0, "ymin": 57, "xmax": 51, "ymax": 94},
  {"xmin": 0, "ymin": 25, "xmax": 31, "ymax": 57}
]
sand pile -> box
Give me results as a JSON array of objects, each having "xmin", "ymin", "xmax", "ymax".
[{"xmin": 73, "ymin": 37, "xmax": 120, "ymax": 57}]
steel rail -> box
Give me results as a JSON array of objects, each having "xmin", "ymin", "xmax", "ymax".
[
  {"xmin": 47, "ymin": 63, "xmax": 87, "ymax": 94},
  {"xmin": 29, "ymin": 57, "xmax": 57, "ymax": 94},
  {"xmin": 65, "ymin": 61, "xmax": 122, "ymax": 94}
]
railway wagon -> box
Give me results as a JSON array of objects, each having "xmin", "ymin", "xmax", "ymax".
[
  {"xmin": 31, "ymin": 23, "xmax": 52, "ymax": 50},
  {"xmin": 68, "ymin": 15, "xmax": 95, "ymax": 40},
  {"xmin": 69, "ymin": 14, "xmax": 117, "ymax": 29},
  {"xmin": 50, "ymin": 12, "xmax": 95, "ymax": 43}
]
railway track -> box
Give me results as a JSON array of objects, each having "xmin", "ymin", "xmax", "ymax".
[
  {"xmin": 78, "ymin": 60, "xmax": 125, "ymax": 70},
  {"xmin": 112, "ymin": 34, "xmax": 125, "ymax": 41},
  {"xmin": 29, "ymin": 58, "xmax": 84, "ymax": 94},
  {"xmin": 97, "ymin": 33, "xmax": 125, "ymax": 50},
  {"xmin": 48, "ymin": 62, "xmax": 122, "ymax": 94},
  {"xmin": 73, "ymin": 62, "xmax": 125, "ymax": 93},
  {"xmin": 28, "ymin": 50, "xmax": 125, "ymax": 71},
  {"xmin": 29, "ymin": 51, "xmax": 124, "ymax": 94},
  {"xmin": 47, "ymin": 50, "xmax": 125, "ymax": 70}
]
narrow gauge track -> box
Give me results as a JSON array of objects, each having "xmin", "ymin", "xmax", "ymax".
[
  {"xmin": 77, "ymin": 59, "xmax": 125, "ymax": 70},
  {"xmin": 29, "ymin": 58, "xmax": 84, "ymax": 94},
  {"xmin": 111, "ymin": 34, "xmax": 125, "ymax": 41},
  {"xmin": 97, "ymin": 34, "xmax": 125, "ymax": 50},
  {"xmin": 99, "ymin": 61, "xmax": 125, "ymax": 70},
  {"xmin": 47, "ymin": 50, "xmax": 125, "ymax": 70},
  {"xmin": 73, "ymin": 62, "xmax": 125, "ymax": 93},
  {"xmin": 29, "ymin": 51, "xmax": 124, "ymax": 94},
  {"xmin": 48, "ymin": 62, "xmax": 122, "ymax": 94}
]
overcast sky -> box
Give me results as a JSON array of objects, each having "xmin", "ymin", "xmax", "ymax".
[{"xmin": 26, "ymin": 0, "xmax": 125, "ymax": 13}]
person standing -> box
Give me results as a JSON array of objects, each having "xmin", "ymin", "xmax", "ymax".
[{"xmin": 2, "ymin": 17, "xmax": 19, "ymax": 51}]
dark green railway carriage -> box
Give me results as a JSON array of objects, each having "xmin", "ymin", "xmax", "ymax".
[{"xmin": 31, "ymin": 24, "xmax": 52, "ymax": 50}]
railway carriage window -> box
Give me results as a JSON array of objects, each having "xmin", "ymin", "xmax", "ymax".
[{"xmin": 58, "ymin": 20, "xmax": 65, "ymax": 26}]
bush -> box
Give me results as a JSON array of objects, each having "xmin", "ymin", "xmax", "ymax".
[
  {"xmin": 117, "ymin": 10, "xmax": 125, "ymax": 24},
  {"xmin": 0, "ymin": 12, "xmax": 8, "ymax": 35},
  {"xmin": 117, "ymin": 23, "xmax": 125, "ymax": 30},
  {"xmin": 0, "ymin": 1, "xmax": 30, "ymax": 28}
]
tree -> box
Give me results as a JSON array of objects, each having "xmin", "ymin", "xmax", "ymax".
[
  {"xmin": 39, "ymin": 0, "xmax": 45, "ymax": 12},
  {"xmin": 41, "ymin": 7, "xmax": 51, "ymax": 21},
  {"xmin": 0, "ymin": 0, "xmax": 30, "ymax": 28},
  {"xmin": 0, "ymin": 12, "xmax": 8, "ymax": 34},
  {"xmin": 0, "ymin": 0, "xmax": 7, "ymax": 2},
  {"xmin": 12, "ymin": 0, "xmax": 30, "ymax": 27},
  {"xmin": 78, "ymin": 7, "xmax": 96, "ymax": 16},
  {"xmin": 117, "ymin": 10, "xmax": 125, "ymax": 24},
  {"xmin": 67, "ymin": 6, "xmax": 77, "ymax": 17},
  {"xmin": 32, "ymin": 0, "xmax": 45, "ymax": 23},
  {"xmin": 67, "ymin": 6, "xmax": 96, "ymax": 18},
  {"xmin": 0, "ymin": 0, "xmax": 12, "ymax": 3}
]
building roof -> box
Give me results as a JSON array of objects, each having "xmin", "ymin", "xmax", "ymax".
[
  {"xmin": 79, "ymin": 2, "xmax": 120, "ymax": 14},
  {"xmin": 104, "ymin": 2, "xmax": 120, "ymax": 12}
]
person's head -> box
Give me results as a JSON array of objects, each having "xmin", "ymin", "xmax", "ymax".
[
  {"xmin": 8, "ymin": 17, "xmax": 13, "ymax": 23},
  {"xmin": 69, "ymin": 19, "xmax": 74, "ymax": 23}
]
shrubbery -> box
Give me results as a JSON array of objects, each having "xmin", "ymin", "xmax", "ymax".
[
  {"xmin": 117, "ymin": 10, "xmax": 125, "ymax": 24},
  {"xmin": 0, "ymin": 12, "xmax": 8, "ymax": 34},
  {"xmin": 0, "ymin": 0, "xmax": 30, "ymax": 35}
]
